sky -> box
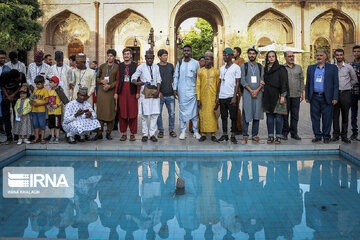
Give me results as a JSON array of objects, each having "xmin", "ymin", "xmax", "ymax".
[{"xmin": 180, "ymin": 17, "xmax": 197, "ymax": 31}]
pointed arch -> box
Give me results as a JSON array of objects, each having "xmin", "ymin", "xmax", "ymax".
[
  {"xmin": 45, "ymin": 10, "xmax": 90, "ymax": 46},
  {"xmin": 248, "ymin": 8, "xmax": 294, "ymax": 45}
]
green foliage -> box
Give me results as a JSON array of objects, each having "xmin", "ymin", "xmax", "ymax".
[
  {"xmin": 0, "ymin": 0, "xmax": 43, "ymax": 51},
  {"xmin": 181, "ymin": 18, "xmax": 213, "ymax": 60}
]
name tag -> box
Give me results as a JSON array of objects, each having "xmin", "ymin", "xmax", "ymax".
[
  {"xmin": 316, "ymin": 75, "xmax": 322, "ymax": 83},
  {"xmin": 124, "ymin": 75, "xmax": 130, "ymax": 82},
  {"xmin": 251, "ymin": 76, "xmax": 257, "ymax": 84},
  {"xmin": 104, "ymin": 76, "xmax": 109, "ymax": 83}
]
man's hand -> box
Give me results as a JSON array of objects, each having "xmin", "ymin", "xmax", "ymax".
[
  {"xmin": 173, "ymin": 90, "xmax": 178, "ymax": 99},
  {"xmin": 69, "ymin": 84, "xmax": 74, "ymax": 90},
  {"xmin": 197, "ymin": 100, "xmax": 201, "ymax": 109},
  {"xmin": 7, "ymin": 94, "xmax": 15, "ymax": 102},
  {"xmin": 133, "ymin": 80, "xmax": 144, "ymax": 86},
  {"xmin": 136, "ymin": 93, "xmax": 140, "ymax": 100},
  {"xmin": 159, "ymin": 92, "xmax": 163, "ymax": 100},
  {"xmin": 85, "ymin": 110, "xmax": 91, "ymax": 118},
  {"xmin": 215, "ymin": 96, "xmax": 219, "ymax": 105},
  {"xmin": 300, "ymin": 94, "xmax": 304, "ymax": 102},
  {"xmin": 75, "ymin": 109, "xmax": 84, "ymax": 118},
  {"xmin": 260, "ymin": 80, "xmax": 265, "ymax": 86},
  {"xmin": 332, "ymin": 100, "xmax": 338, "ymax": 105},
  {"xmin": 47, "ymin": 105, "xmax": 51, "ymax": 111},
  {"xmin": 100, "ymin": 79, "xmax": 107, "ymax": 85},
  {"xmin": 251, "ymin": 89, "xmax": 258, "ymax": 98},
  {"xmin": 305, "ymin": 99, "xmax": 309, "ymax": 103},
  {"xmin": 114, "ymin": 93, "xmax": 118, "ymax": 101},
  {"xmin": 103, "ymin": 84, "xmax": 110, "ymax": 91},
  {"xmin": 154, "ymin": 90, "xmax": 160, "ymax": 98},
  {"xmin": 230, "ymin": 96, "xmax": 237, "ymax": 105}
]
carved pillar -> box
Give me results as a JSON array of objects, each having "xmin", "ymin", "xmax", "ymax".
[
  {"xmin": 300, "ymin": 0, "xmax": 306, "ymax": 50},
  {"xmin": 94, "ymin": 1, "xmax": 100, "ymax": 62}
]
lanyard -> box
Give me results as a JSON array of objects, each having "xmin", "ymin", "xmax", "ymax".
[
  {"xmin": 248, "ymin": 62, "xmax": 257, "ymax": 76},
  {"xmin": 147, "ymin": 65, "xmax": 154, "ymax": 83},
  {"xmin": 125, "ymin": 65, "xmax": 130, "ymax": 76},
  {"xmin": 56, "ymin": 66, "xmax": 63, "ymax": 81},
  {"xmin": 78, "ymin": 69, "xmax": 87, "ymax": 86},
  {"xmin": 106, "ymin": 63, "xmax": 115, "ymax": 77},
  {"xmin": 223, "ymin": 63, "xmax": 233, "ymax": 81},
  {"xmin": 36, "ymin": 64, "xmax": 43, "ymax": 75},
  {"xmin": 49, "ymin": 89, "xmax": 56, "ymax": 97}
]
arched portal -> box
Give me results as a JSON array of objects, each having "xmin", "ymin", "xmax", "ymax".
[
  {"xmin": 248, "ymin": 8, "xmax": 294, "ymax": 46},
  {"xmin": 170, "ymin": 0, "xmax": 226, "ymax": 68},
  {"xmin": 310, "ymin": 9, "xmax": 355, "ymax": 59},
  {"xmin": 45, "ymin": 10, "xmax": 90, "ymax": 57},
  {"xmin": 106, "ymin": 9, "xmax": 151, "ymax": 64},
  {"xmin": 68, "ymin": 38, "xmax": 84, "ymax": 58}
]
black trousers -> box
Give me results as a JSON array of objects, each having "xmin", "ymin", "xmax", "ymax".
[
  {"xmin": 282, "ymin": 97, "xmax": 300, "ymax": 137},
  {"xmin": 333, "ymin": 90, "xmax": 351, "ymax": 138},
  {"xmin": 1, "ymin": 99, "xmax": 16, "ymax": 137},
  {"xmin": 220, "ymin": 97, "xmax": 237, "ymax": 134}
]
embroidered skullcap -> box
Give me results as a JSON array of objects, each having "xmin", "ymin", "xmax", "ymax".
[
  {"xmin": 34, "ymin": 50, "xmax": 44, "ymax": 62},
  {"xmin": 205, "ymin": 50, "xmax": 213, "ymax": 57},
  {"xmin": 19, "ymin": 83, "xmax": 29, "ymax": 93},
  {"xmin": 223, "ymin": 48, "xmax": 234, "ymax": 55},
  {"xmin": 55, "ymin": 51, "xmax": 64, "ymax": 61},
  {"xmin": 145, "ymin": 49, "xmax": 154, "ymax": 56},
  {"xmin": 76, "ymin": 53, "xmax": 86, "ymax": 62},
  {"xmin": 78, "ymin": 86, "xmax": 88, "ymax": 95},
  {"xmin": 247, "ymin": 45, "xmax": 259, "ymax": 54}
]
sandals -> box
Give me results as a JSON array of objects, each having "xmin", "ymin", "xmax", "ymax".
[
  {"xmin": 120, "ymin": 135, "xmax": 127, "ymax": 141},
  {"xmin": 274, "ymin": 137, "xmax": 281, "ymax": 144},
  {"xmin": 31, "ymin": 139, "xmax": 40, "ymax": 144},
  {"xmin": 169, "ymin": 131, "xmax": 177, "ymax": 138},
  {"xmin": 158, "ymin": 132, "xmax": 164, "ymax": 138},
  {"xmin": 40, "ymin": 139, "xmax": 46, "ymax": 144},
  {"xmin": 129, "ymin": 135, "xmax": 136, "ymax": 141},
  {"xmin": 267, "ymin": 137, "xmax": 274, "ymax": 144}
]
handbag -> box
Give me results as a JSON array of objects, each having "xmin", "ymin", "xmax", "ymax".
[{"xmin": 142, "ymin": 84, "xmax": 158, "ymax": 98}]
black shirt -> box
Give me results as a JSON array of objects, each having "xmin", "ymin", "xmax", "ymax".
[{"xmin": 158, "ymin": 63, "xmax": 174, "ymax": 97}]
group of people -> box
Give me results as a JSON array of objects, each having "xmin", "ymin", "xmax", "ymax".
[{"xmin": 0, "ymin": 43, "xmax": 359, "ymax": 145}]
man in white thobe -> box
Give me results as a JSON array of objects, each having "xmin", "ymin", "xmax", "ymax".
[
  {"xmin": 50, "ymin": 51, "xmax": 73, "ymax": 99},
  {"xmin": 5, "ymin": 51, "xmax": 26, "ymax": 75},
  {"xmin": 63, "ymin": 86, "xmax": 100, "ymax": 144},
  {"xmin": 173, "ymin": 45, "xmax": 201, "ymax": 140},
  {"xmin": 26, "ymin": 50, "xmax": 52, "ymax": 91},
  {"xmin": 132, "ymin": 49, "xmax": 162, "ymax": 142}
]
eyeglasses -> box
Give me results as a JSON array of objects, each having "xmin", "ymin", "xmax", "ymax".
[{"xmin": 287, "ymin": 55, "xmax": 295, "ymax": 58}]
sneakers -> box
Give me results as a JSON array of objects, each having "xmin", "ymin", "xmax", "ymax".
[
  {"xmin": 193, "ymin": 132, "xmax": 201, "ymax": 140},
  {"xmin": 350, "ymin": 133, "xmax": 358, "ymax": 141},
  {"xmin": 54, "ymin": 138, "xmax": 59, "ymax": 144},
  {"xmin": 49, "ymin": 137, "xmax": 56, "ymax": 144},
  {"xmin": 17, "ymin": 138, "xmax": 23, "ymax": 145},
  {"xmin": 23, "ymin": 139, "xmax": 31, "ymax": 144},
  {"xmin": 179, "ymin": 132, "xmax": 186, "ymax": 140},
  {"xmin": 218, "ymin": 135, "xmax": 229, "ymax": 142}
]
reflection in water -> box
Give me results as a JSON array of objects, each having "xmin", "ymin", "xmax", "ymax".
[{"xmin": 0, "ymin": 155, "xmax": 360, "ymax": 239}]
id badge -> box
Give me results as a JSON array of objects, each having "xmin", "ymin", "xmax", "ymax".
[
  {"xmin": 104, "ymin": 76, "xmax": 109, "ymax": 83},
  {"xmin": 125, "ymin": 75, "xmax": 130, "ymax": 82},
  {"xmin": 316, "ymin": 75, "xmax": 322, "ymax": 83},
  {"xmin": 251, "ymin": 76, "xmax": 257, "ymax": 84}
]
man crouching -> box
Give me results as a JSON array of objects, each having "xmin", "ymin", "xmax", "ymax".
[{"xmin": 63, "ymin": 86, "xmax": 100, "ymax": 144}]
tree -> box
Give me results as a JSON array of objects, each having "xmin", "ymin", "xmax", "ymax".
[
  {"xmin": 181, "ymin": 18, "xmax": 213, "ymax": 60},
  {"xmin": 0, "ymin": 0, "xmax": 43, "ymax": 51}
]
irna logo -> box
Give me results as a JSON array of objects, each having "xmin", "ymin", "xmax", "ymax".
[{"xmin": 8, "ymin": 172, "xmax": 69, "ymax": 188}]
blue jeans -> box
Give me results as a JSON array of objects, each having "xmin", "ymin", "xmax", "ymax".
[
  {"xmin": 266, "ymin": 113, "xmax": 283, "ymax": 138},
  {"xmin": 351, "ymin": 93, "xmax": 360, "ymax": 135},
  {"xmin": 242, "ymin": 110, "xmax": 259, "ymax": 138},
  {"xmin": 32, "ymin": 112, "xmax": 46, "ymax": 130},
  {"xmin": 157, "ymin": 95, "xmax": 175, "ymax": 132}
]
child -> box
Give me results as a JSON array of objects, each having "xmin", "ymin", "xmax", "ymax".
[
  {"xmin": 47, "ymin": 76, "xmax": 62, "ymax": 143},
  {"xmin": 30, "ymin": 75, "xmax": 49, "ymax": 144},
  {"xmin": 13, "ymin": 84, "xmax": 33, "ymax": 144}
]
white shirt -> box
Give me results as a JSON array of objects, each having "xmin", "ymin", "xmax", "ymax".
[
  {"xmin": 131, "ymin": 63, "xmax": 162, "ymax": 115},
  {"xmin": 50, "ymin": 64, "xmax": 73, "ymax": 97},
  {"xmin": 5, "ymin": 61, "xmax": 26, "ymax": 75},
  {"xmin": 26, "ymin": 62, "xmax": 53, "ymax": 89},
  {"xmin": 219, "ymin": 63, "xmax": 241, "ymax": 99}
]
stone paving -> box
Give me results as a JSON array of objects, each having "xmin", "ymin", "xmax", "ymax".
[{"xmin": 0, "ymin": 100, "xmax": 359, "ymax": 162}]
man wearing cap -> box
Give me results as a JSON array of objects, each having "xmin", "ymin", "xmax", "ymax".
[
  {"xmin": 196, "ymin": 51, "xmax": 220, "ymax": 142},
  {"xmin": 218, "ymin": 47, "xmax": 241, "ymax": 144},
  {"xmin": 26, "ymin": 50, "xmax": 52, "ymax": 91},
  {"xmin": 233, "ymin": 47, "xmax": 245, "ymax": 135},
  {"xmin": 173, "ymin": 45, "xmax": 201, "ymax": 140},
  {"xmin": 5, "ymin": 51, "xmax": 26, "ymax": 75},
  {"xmin": 63, "ymin": 86, "xmax": 100, "ymax": 144},
  {"xmin": 131, "ymin": 49, "xmax": 162, "ymax": 142},
  {"xmin": 70, "ymin": 53, "xmax": 96, "ymax": 105},
  {"xmin": 92, "ymin": 49, "xmax": 119, "ymax": 141},
  {"xmin": 50, "ymin": 51, "xmax": 73, "ymax": 99}
]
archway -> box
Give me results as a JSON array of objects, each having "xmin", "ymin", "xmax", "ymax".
[
  {"xmin": 106, "ymin": 9, "xmax": 151, "ymax": 64},
  {"xmin": 45, "ymin": 10, "xmax": 90, "ymax": 57},
  {"xmin": 310, "ymin": 9, "xmax": 355, "ymax": 59},
  {"xmin": 170, "ymin": 0, "xmax": 225, "ymax": 68},
  {"xmin": 248, "ymin": 8, "xmax": 294, "ymax": 46},
  {"xmin": 257, "ymin": 37, "xmax": 272, "ymax": 47},
  {"xmin": 68, "ymin": 38, "xmax": 84, "ymax": 58},
  {"xmin": 124, "ymin": 37, "xmax": 141, "ymax": 64}
]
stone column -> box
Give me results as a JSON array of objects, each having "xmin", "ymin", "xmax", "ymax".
[{"xmin": 94, "ymin": 1, "xmax": 100, "ymax": 62}]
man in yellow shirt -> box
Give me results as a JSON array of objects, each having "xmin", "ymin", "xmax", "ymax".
[
  {"xmin": 47, "ymin": 76, "xmax": 63, "ymax": 143},
  {"xmin": 196, "ymin": 52, "xmax": 220, "ymax": 142}
]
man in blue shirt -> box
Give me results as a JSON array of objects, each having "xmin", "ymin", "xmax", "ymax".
[{"xmin": 305, "ymin": 50, "xmax": 339, "ymax": 143}]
